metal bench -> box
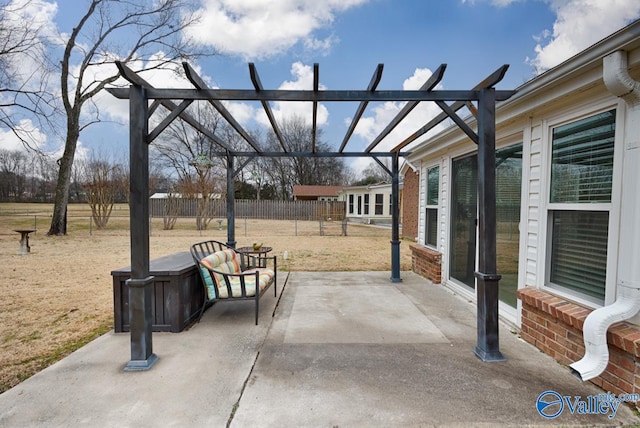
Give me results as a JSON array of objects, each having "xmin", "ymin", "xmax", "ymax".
[{"xmin": 190, "ymin": 240, "xmax": 277, "ymax": 325}]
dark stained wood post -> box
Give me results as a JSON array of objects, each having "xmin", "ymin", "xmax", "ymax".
[
  {"xmin": 124, "ymin": 84, "xmax": 158, "ymax": 371},
  {"xmin": 226, "ymin": 153, "xmax": 236, "ymax": 248},
  {"xmin": 390, "ymin": 152, "xmax": 402, "ymax": 283},
  {"xmin": 473, "ymin": 87, "xmax": 505, "ymax": 362}
]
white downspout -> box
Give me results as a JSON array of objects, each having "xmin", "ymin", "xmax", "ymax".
[{"xmin": 570, "ymin": 50, "xmax": 640, "ymax": 381}]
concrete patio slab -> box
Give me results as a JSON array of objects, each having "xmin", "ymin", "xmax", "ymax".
[
  {"xmin": 0, "ymin": 271, "xmax": 638, "ymax": 427},
  {"xmin": 284, "ymin": 281, "xmax": 449, "ymax": 344}
]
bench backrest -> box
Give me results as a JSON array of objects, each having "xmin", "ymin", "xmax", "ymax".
[
  {"xmin": 191, "ymin": 241, "xmax": 243, "ymax": 300},
  {"xmin": 190, "ymin": 240, "xmax": 234, "ymax": 261}
]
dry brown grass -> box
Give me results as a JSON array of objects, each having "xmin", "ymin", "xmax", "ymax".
[{"xmin": 0, "ymin": 211, "xmax": 412, "ymax": 393}]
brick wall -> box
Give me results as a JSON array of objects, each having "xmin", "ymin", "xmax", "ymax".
[
  {"xmin": 518, "ymin": 287, "xmax": 640, "ymax": 402},
  {"xmin": 410, "ymin": 244, "xmax": 441, "ymax": 284},
  {"xmin": 402, "ymin": 169, "xmax": 419, "ymax": 241}
]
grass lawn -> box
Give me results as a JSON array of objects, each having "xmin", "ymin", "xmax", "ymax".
[{"xmin": 0, "ymin": 203, "xmax": 413, "ymax": 393}]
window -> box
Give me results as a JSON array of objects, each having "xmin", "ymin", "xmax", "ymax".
[
  {"xmin": 425, "ymin": 166, "xmax": 439, "ymax": 248},
  {"xmin": 348, "ymin": 194, "xmax": 354, "ymax": 214},
  {"xmin": 547, "ymin": 109, "xmax": 615, "ymax": 303},
  {"xmin": 364, "ymin": 194, "xmax": 369, "ymax": 215},
  {"xmin": 374, "ymin": 194, "xmax": 384, "ymax": 215},
  {"xmin": 357, "ymin": 195, "xmax": 362, "ymax": 215}
]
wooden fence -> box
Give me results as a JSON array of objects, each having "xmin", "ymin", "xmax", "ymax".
[{"xmin": 150, "ymin": 198, "xmax": 346, "ymax": 221}]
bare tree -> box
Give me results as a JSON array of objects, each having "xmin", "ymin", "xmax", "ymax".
[
  {"xmin": 152, "ymin": 102, "xmax": 227, "ymax": 230},
  {"xmin": 0, "ymin": 0, "xmax": 57, "ymax": 150},
  {"xmin": 81, "ymin": 154, "xmax": 126, "ymax": 229},
  {"xmin": 353, "ymin": 159, "xmax": 392, "ymax": 185},
  {"xmin": 263, "ymin": 116, "xmax": 348, "ymax": 199},
  {"xmin": 47, "ymin": 0, "xmax": 205, "ymax": 235},
  {"xmin": 0, "ymin": 148, "xmax": 29, "ymax": 201},
  {"xmin": 162, "ymin": 192, "xmax": 180, "ymax": 230}
]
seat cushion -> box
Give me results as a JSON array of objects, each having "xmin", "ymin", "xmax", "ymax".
[
  {"xmin": 199, "ymin": 250, "xmax": 242, "ymax": 298},
  {"xmin": 217, "ymin": 269, "xmax": 275, "ymax": 298},
  {"xmin": 199, "ymin": 247, "xmax": 274, "ymax": 300}
]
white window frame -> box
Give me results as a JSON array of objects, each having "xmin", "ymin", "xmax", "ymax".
[
  {"xmin": 364, "ymin": 194, "xmax": 369, "ymax": 215},
  {"xmin": 541, "ymin": 103, "xmax": 623, "ymax": 307},
  {"xmin": 425, "ymin": 164, "xmax": 440, "ymax": 248},
  {"xmin": 374, "ymin": 193, "xmax": 384, "ymax": 215}
]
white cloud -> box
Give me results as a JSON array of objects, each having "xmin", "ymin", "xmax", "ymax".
[
  {"xmin": 224, "ymin": 101, "xmax": 256, "ymax": 126},
  {"xmin": 461, "ymin": 0, "xmax": 522, "ymax": 6},
  {"xmin": 0, "ymin": 119, "xmax": 48, "ymax": 152},
  {"xmin": 90, "ymin": 55, "xmax": 213, "ymax": 122},
  {"xmin": 348, "ymin": 68, "xmax": 447, "ymax": 175},
  {"xmin": 353, "ymin": 68, "xmax": 445, "ymax": 151},
  {"xmin": 528, "ymin": 0, "xmax": 640, "ymax": 72},
  {"xmin": 255, "ymin": 62, "xmax": 329, "ymax": 127},
  {"xmin": 90, "ymin": 54, "xmax": 259, "ymax": 132},
  {"xmin": 186, "ymin": 0, "xmax": 369, "ymax": 60}
]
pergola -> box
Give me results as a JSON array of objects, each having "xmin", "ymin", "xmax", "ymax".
[{"xmin": 107, "ymin": 61, "xmax": 516, "ymax": 371}]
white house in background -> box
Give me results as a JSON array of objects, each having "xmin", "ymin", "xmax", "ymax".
[
  {"xmin": 149, "ymin": 193, "xmax": 222, "ymax": 199},
  {"xmin": 406, "ymin": 20, "xmax": 640, "ymax": 399},
  {"xmin": 338, "ymin": 181, "xmax": 400, "ymax": 225}
]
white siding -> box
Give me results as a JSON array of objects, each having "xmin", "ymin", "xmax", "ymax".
[
  {"xmin": 524, "ymin": 122, "xmax": 543, "ymax": 286},
  {"xmin": 417, "ymin": 162, "xmax": 427, "ymax": 243},
  {"xmin": 439, "ymin": 158, "xmax": 448, "ymax": 253}
]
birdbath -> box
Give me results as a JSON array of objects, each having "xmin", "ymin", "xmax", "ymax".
[{"xmin": 14, "ymin": 229, "xmax": 36, "ymax": 255}]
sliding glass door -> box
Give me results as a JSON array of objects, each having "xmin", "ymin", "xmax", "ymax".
[
  {"xmin": 449, "ymin": 145, "xmax": 522, "ymax": 306},
  {"xmin": 450, "ymin": 154, "xmax": 477, "ymax": 289}
]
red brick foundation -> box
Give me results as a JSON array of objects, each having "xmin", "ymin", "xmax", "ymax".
[
  {"xmin": 401, "ymin": 169, "xmax": 419, "ymax": 240},
  {"xmin": 518, "ymin": 287, "xmax": 640, "ymax": 402},
  {"xmin": 410, "ymin": 244, "xmax": 441, "ymax": 284}
]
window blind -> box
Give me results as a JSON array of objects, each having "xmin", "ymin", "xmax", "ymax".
[
  {"xmin": 550, "ymin": 211, "xmax": 609, "ymax": 301},
  {"xmin": 550, "ymin": 110, "xmax": 615, "ymax": 203}
]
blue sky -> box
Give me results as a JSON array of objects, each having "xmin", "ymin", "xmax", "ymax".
[{"xmin": 3, "ymin": 0, "xmax": 640, "ymax": 175}]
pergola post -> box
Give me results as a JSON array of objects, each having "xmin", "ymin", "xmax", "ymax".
[
  {"xmin": 226, "ymin": 153, "xmax": 236, "ymax": 248},
  {"xmin": 124, "ymin": 85, "xmax": 158, "ymax": 371},
  {"xmin": 473, "ymin": 87, "xmax": 505, "ymax": 362},
  {"xmin": 390, "ymin": 153, "xmax": 402, "ymax": 283}
]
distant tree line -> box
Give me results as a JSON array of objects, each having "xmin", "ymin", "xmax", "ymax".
[{"xmin": 0, "ymin": 1, "xmax": 389, "ymax": 234}]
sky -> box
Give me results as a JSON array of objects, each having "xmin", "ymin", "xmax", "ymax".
[{"xmin": 2, "ymin": 0, "xmax": 640, "ymax": 176}]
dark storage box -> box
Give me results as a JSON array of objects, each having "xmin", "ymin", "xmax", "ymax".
[{"xmin": 111, "ymin": 251, "xmax": 204, "ymax": 333}]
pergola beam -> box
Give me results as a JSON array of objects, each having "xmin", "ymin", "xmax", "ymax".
[
  {"xmin": 183, "ymin": 62, "xmax": 263, "ymax": 153},
  {"xmin": 107, "ymin": 87, "xmax": 515, "ymax": 102},
  {"xmin": 365, "ymin": 64, "xmax": 446, "ymax": 153},
  {"xmin": 435, "ymin": 100, "xmax": 479, "ymax": 144},
  {"xmin": 391, "ymin": 64, "xmax": 510, "ymax": 152},
  {"xmin": 112, "ymin": 62, "xmax": 233, "ymax": 151},
  {"xmin": 212, "ymin": 151, "xmax": 411, "ymax": 158},
  {"xmin": 147, "ymin": 99, "xmax": 193, "ymax": 143},
  {"xmin": 249, "ymin": 63, "xmax": 288, "ymax": 152},
  {"xmin": 339, "ymin": 63, "xmax": 383, "ymax": 152}
]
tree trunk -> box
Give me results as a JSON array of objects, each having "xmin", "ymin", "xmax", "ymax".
[{"xmin": 47, "ymin": 116, "xmax": 80, "ymax": 235}]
